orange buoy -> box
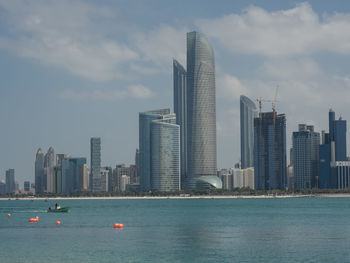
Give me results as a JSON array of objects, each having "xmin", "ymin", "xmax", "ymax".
[
  {"xmin": 113, "ymin": 223, "xmax": 124, "ymax": 229},
  {"xmin": 29, "ymin": 218, "xmax": 39, "ymax": 222},
  {"xmin": 56, "ymin": 221, "xmax": 61, "ymax": 226},
  {"xmin": 7, "ymin": 213, "xmax": 11, "ymax": 217}
]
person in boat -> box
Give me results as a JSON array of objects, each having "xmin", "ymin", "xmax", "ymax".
[{"xmin": 55, "ymin": 203, "xmax": 61, "ymax": 210}]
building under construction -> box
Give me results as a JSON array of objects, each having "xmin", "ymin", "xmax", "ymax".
[{"xmin": 254, "ymin": 111, "xmax": 287, "ymax": 190}]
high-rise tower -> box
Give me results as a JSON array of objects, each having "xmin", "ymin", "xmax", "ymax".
[
  {"xmin": 44, "ymin": 147, "xmax": 55, "ymax": 193},
  {"xmin": 186, "ymin": 31, "xmax": 217, "ymax": 189},
  {"xmin": 151, "ymin": 114, "xmax": 180, "ymax": 191},
  {"xmin": 254, "ymin": 112, "xmax": 287, "ymax": 190},
  {"xmin": 139, "ymin": 109, "xmax": 171, "ymax": 191},
  {"xmin": 240, "ymin": 95, "xmax": 258, "ymax": 169},
  {"xmin": 173, "ymin": 59, "xmax": 187, "ymax": 188},
  {"xmin": 319, "ymin": 109, "xmax": 347, "ymax": 188},
  {"xmin": 35, "ymin": 148, "xmax": 45, "ymax": 194},
  {"xmin": 5, "ymin": 169, "xmax": 15, "ymax": 194},
  {"xmin": 90, "ymin": 137, "xmax": 101, "ymax": 192},
  {"xmin": 292, "ymin": 124, "xmax": 320, "ymax": 189}
]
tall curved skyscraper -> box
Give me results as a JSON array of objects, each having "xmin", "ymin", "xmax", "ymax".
[
  {"xmin": 186, "ymin": 31, "xmax": 217, "ymax": 189},
  {"xmin": 44, "ymin": 147, "xmax": 55, "ymax": 193},
  {"xmin": 240, "ymin": 95, "xmax": 257, "ymax": 169}
]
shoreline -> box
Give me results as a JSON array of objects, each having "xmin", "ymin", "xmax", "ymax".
[{"xmin": 1, "ymin": 193, "xmax": 350, "ymax": 200}]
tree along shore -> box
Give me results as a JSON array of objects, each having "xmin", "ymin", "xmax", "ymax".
[{"xmin": 2, "ymin": 187, "xmax": 350, "ymax": 198}]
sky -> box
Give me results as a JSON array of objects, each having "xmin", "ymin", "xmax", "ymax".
[{"xmin": 1, "ymin": 0, "xmax": 350, "ymax": 186}]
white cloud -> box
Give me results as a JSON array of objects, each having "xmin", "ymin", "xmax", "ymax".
[
  {"xmin": 60, "ymin": 85, "xmax": 155, "ymax": 101},
  {"xmin": 0, "ymin": 0, "xmax": 190, "ymax": 81},
  {"xmin": 196, "ymin": 2, "xmax": 350, "ymax": 57},
  {"xmin": 0, "ymin": 0, "xmax": 139, "ymax": 81},
  {"xmin": 127, "ymin": 85, "xmax": 155, "ymax": 99},
  {"xmin": 133, "ymin": 25, "xmax": 187, "ymax": 71},
  {"xmin": 258, "ymin": 57, "xmax": 322, "ymax": 81},
  {"xmin": 217, "ymin": 73, "xmax": 249, "ymax": 99},
  {"xmin": 129, "ymin": 64, "xmax": 159, "ymax": 75}
]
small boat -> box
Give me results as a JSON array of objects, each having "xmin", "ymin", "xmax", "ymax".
[{"xmin": 47, "ymin": 207, "xmax": 70, "ymax": 213}]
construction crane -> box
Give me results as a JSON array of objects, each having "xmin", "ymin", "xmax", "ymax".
[
  {"xmin": 272, "ymin": 85, "xmax": 279, "ymax": 112},
  {"xmin": 256, "ymin": 85, "xmax": 279, "ymax": 115}
]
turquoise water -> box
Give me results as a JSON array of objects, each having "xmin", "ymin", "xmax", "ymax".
[{"xmin": 1, "ymin": 198, "xmax": 350, "ymax": 263}]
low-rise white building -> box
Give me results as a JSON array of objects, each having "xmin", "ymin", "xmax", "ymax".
[
  {"xmin": 243, "ymin": 168, "xmax": 254, "ymax": 190},
  {"xmin": 233, "ymin": 169, "xmax": 244, "ymax": 188}
]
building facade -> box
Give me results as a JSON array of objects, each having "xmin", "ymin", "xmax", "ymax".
[
  {"xmin": 100, "ymin": 167, "xmax": 109, "ymax": 192},
  {"xmin": 5, "ymin": 169, "xmax": 15, "ymax": 194},
  {"xmin": 173, "ymin": 59, "xmax": 187, "ymax": 188},
  {"xmin": 135, "ymin": 149, "xmax": 140, "ymax": 182},
  {"xmin": 35, "ymin": 148, "xmax": 45, "ymax": 194},
  {"xmin": 331, "ymin": 161, "xmax": 350, "ymax": 189},
  {"xmin": 120, "ymin": 175, "xmax": 131, "ymax": 192},
  {"xmin": 139, "ymin": 109, "xmax": 170, "ymax": 191},
  {"xmin": 221, "ymin": 173, "xmax": 232, "ymax": 190},
  {"xmin": 233, "ymin": 169, "xmax": 244, "ymax": 188},
  {"xmin": 335, "ymin": 118, "xmax": 347, "ymax": 161},
  {"xmin": 293, "ymin": 124, "xmax": 320, "ymax": 189},
  {"xmin": 240, "ymin": 95, "xmax": 258, "ymax": 169},
  {"xmin": 44, "ymin": 147, "xmax": 55, "ymax": 193},
  {"xmin": 0, "ymin": 180, "xmax": 6, "ymax": 194},
  {"xmin": 61, "ymin": 157, "xmax": 87, "ymax": 193},
  {"xmin": 151, "ymin": 114, "xmax": 180, "ymax": 191},
  {"xmin": 90, "ymin": 137, "xmax": 102, "ymax": 192},
  {"xmin": 186, "ymin": 31, "xmax": 217, "ymax": 189},
  {"xmin": 254, "ymin": 112, "xmax": 287, "ymax": 190},
  {"xmin": 243, "ymin": 168, "xmax": 255, "ymax": 189},
  {"xmin": 319, "ymin": 109, "xmax": 347, "ymax": 189},
  {"xmin": 129, "ymin": 164, "xmax": 139, "ymax": 185},
  {"xmin": 24, "ymin": 181, "xmax": 30, "ymax": 192}
]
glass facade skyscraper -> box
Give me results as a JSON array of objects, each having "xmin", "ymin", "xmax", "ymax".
[
  {"xmin": 173, "ymin": 59, "xmax": 187, "ymax": 188},
  {"xmin": 254, "ymin": 112, "xmax": 287, "ymax": 190},
  {"xmin": 319, "ymin": 143, "xmax": 331, "ymax": 188},
  {"xmin": 186, "ymin": 31, "xmax": 217, "ymax": 189},
  {"xmin": 319, "ymin": 109, "xmax": 347, "ymax": 188},
  {"xmin": 44, "ymin": 147, "xmax": 55, "ymax": 193},
  {"xmin": 5, "ymin": 169, "xmax": 15, "ymax": 194},
  {"xmin": 309, "ymin": 126, "xmax": 320, "ymax": 187},
  {"xmin": 335, "ymin": 118, "xmax": 347, "ymax": 161},
  {"xmin": 240, "ymin": 95, "xmax": 257, "ymax": 169},
  {"xmin": 292, "ymin": 124, "xmax": 320, "ymax": 189},
  {"xmin": 151, "ymin": 114, "xmax": 180, "ymax": 191},
  {"xmin": 139, "ymin": 109, "xmax": 171, "ymax": 191},
  {"xmin": 61, "ymin": 157, "xmax": 87, "ymax": 193},
  {"xmin": 90, "ymin": 137, "xmax": 102, "ymax": 192},
  {"xmin": 35, "ymin": 148, "xmax": 45, "ymax": 194}
]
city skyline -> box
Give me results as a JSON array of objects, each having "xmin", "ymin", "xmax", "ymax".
[{"xmin": 2, "ymin": 1, "xmax": 350, "ymax": 185}]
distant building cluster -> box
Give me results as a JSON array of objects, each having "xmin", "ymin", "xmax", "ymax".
[
  {"xmin": 218, "ymin": 168, "xmax": 254, "ymax": 190},
  {"xmin": 32, "ymin": 142, "xmax": 140, "ymax": 194},
  {"xmin": 0, "ymin": 169, "xmax": 30, "ymax": 195},
  {"xmin": 240, "ymin": 93, "xmax": 348, "ymax": 190}
]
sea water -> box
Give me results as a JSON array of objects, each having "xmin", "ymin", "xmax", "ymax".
[{"xmin": 1, "ymin": 197, "xmax": 350, "ymax": 263}]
